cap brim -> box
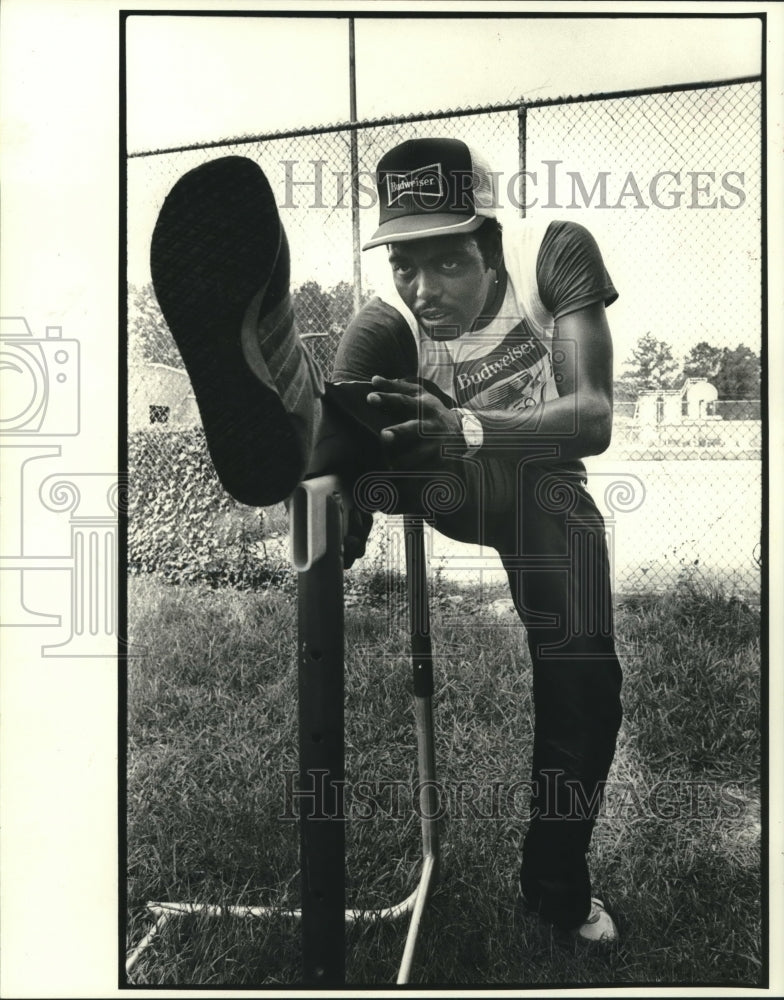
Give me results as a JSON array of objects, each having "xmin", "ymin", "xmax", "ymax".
[{"xmin": 361, "ymin": 212, "xmax": 488, "ymax": 251}]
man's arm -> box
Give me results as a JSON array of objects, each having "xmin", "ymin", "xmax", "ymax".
[
  {"xmin": 368, "ymin": 301, "xmax": 613, "ymax": 464},
  {"xmin": 476, "ymin": 300, "xmax": 614, "ymax": 457}
]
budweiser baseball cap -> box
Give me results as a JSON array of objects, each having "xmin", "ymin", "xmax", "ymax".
[{"xmin": 362, "ymin": 137, "xmax": 498, "ymax": 250}]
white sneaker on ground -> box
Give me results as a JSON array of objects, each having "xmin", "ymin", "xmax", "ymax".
[
  {"xmin": 518, "ymin": 892, "xmax": 620, "ymax": 948},
  {"xmin": 572, "ymin": 897, "xmax": 619, "ymax": 946}
]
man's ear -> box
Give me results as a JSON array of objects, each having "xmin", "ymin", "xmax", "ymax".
[{"xmin": 489, "ymin": 232, "xmax": 504, "ymax": 272}]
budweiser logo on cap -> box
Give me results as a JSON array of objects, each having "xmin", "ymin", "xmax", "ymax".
[
  {"xmin": 362, "ymin": 137, "xmax": 498, "ymax": 251},
  {"xmin": 386, "ymin": 163, "xmax": 445, "ymax": 207}
]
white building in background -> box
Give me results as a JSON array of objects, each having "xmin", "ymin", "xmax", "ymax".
[
  {"xmin": 629, "ymin": 378, "xmax": 759, "ymax": 453},
  {"xmin": 128, "ymin": 362, "xmax": 200, "ymax": 431},
  {"xmin": 681, "ymin": 378, "xmax": 719, "ymax": 419},
  {"xmin": 634, "ymin": 378, "xmax": 720, "ymax": 430}
]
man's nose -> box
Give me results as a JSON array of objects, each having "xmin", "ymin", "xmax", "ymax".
[{"xmin": 415, "ymin": 269, "xmax": 441, "ymax": 303}]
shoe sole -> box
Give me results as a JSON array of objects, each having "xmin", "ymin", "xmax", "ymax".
[{"xmin": 150, "ymin": 155, "xmax": 305, "ymax": 506}]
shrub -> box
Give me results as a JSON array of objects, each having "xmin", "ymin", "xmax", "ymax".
[{"xmin": 127, "ymin": 428, "xmax": 292, "ymax": 589}]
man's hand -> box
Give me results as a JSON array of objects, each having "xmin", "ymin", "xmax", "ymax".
[
  {"xmin": 366, "ymin": 375, "xmax": 463, "ymax": 468},
  {"xmin": 344, "ymin": 507, "xmax": 373, "ymax": 569}
]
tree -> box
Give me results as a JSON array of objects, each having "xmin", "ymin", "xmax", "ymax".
[
  {"xmin": 713, "ymin": 344, "xmax": 760, "ymax": 400},
  {"xmin": 128, "ymin": 283, "xmax": 183, "ymax": 369},
  {"xmin": 329, "ymin": 280, "xmax": 357, "ymax": 332},
  {"xmin": 681, "ymin": 341, "xmax": 723, "ymax": 382},
  {"xmin": 291, "ymin": 280, "xmax": 332, "ymax": 334},
  {"xmin": 328, "ymin": 280, "xmax": 376, "ymax": 332},
  {"xmin": 612, "ymin": 380, "xmax": 638, "ymax": 402},
  {"xmin": 620, "ymin": 333, "xmax": 680, "ymax": 395}
]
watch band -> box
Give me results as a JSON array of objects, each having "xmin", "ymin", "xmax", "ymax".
[{"xmin": 456, "ymin": 408, "xmax": 484, "ymax": 454}]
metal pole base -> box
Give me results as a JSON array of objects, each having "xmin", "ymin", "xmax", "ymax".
[{"xmin": 126, "ymin": 485, "xmax": 439, "ymax": 985}]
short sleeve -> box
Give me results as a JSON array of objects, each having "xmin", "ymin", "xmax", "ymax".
[
  {"xmin": 332, "ymin": 297, "xmax": 418, "ymax": 382},
  {"xmin": 536, "ymin": 221, "xmax": 618, "ymax": 320}
]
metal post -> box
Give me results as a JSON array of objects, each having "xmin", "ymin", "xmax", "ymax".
[
  {"xmin": 517, "ymin": 104, "xmax": 528, "ymax": 219},
  {"xmin": 348, "ymin": 18, "xmax": 363, "ymax": 315},
  {"xmin": 296, "ymin": 486, "xmax": 346, "ymax": 986},
  {"xmin": 397, "ymin": 516, "xmax": 440, "ymax": 983},
  {"xmin": 127, "ymin": 487, "xmax": 440, "ymax": 986},
  {"xmin": 405, "ymin": 517, "xmax": 434, "ymax": 721}
]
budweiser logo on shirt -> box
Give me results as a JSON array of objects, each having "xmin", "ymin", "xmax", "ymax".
[{"xmin": 451, "ymin": 325, "xmax": 553, "ymax": 410}]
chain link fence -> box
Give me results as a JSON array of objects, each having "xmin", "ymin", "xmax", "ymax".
[
  {"xmin": 128, "ymin": 78, "xmax": 761, "ymax": 596},
  {"xmin": 520, "ymin": 81, "xmax": 761, "ymax": 595}
]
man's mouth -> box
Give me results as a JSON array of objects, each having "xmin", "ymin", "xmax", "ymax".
[{"xmin": 418, "ymin": 309, "xmax": 451, "ymax": 324}]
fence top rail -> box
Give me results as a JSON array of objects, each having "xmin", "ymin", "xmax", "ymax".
[
  {"xmin": 127, "ymin": 74, "xmax": 761, "ymax": 160},
  {"xmin": 520, "ymin": 73, "xmax": 760, "ymax": 110}
]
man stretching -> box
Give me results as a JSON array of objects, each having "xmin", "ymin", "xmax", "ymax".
[{"xmin": 150, "ymin": 137, "xmax": 623, "ymax": 945}]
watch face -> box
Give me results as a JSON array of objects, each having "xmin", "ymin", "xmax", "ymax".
[{"xmin": 461, "ymin": 411, "xmax": 483, "ymax": 448}]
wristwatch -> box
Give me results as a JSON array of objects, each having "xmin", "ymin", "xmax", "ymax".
[{"xmin": 456, "ymin": 408, "xmax": 484, "ymax": 455}]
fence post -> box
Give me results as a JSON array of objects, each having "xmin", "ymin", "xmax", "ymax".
[
  {"xmin": 349, "ymin": 18, "xmax": 363, "ymax": 315},
  {"xmin": 517, "ymin": 104, "xmax": 527, "ymax": 219}
]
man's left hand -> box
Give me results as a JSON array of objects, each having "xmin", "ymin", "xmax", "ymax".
[{"xmin": 366, "ymin": 375, "xmax": 463, "ymax": 468}]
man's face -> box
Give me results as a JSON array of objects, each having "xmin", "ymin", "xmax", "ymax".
[{"xmin": 387, "ymin": 234, "xmax": 495, "ymax": 338}]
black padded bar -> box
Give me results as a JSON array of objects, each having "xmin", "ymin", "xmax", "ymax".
[{"xmin": 297, "ymin": 492, "xmax": 346, "ymax": 986}]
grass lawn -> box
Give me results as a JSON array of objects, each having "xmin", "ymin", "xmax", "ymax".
[{"xmin": 125, "ymin": 570, "xmax": 762, "ymax": 987}]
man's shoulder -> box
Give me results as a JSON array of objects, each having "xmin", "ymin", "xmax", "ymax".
[
  {"xmin": 353, "ymin": 295, "xmax": 408, "ymax": 326},
  {"xmin": 500, "ymin": 215, "xmax": 615, "ymax": 320},
  {"xmin": 500, "ymin": 213, "xmax": 549, "ymax": 248},
  {"xmin": 347, "ymin": 295, "xmax": 415, "ymax": 342},
  {"xmin": 501, "ymin": 215, "xmax": 596, "ymax": 255},
  {"xmin": 499, "ymin": 215, "xmax": 553, "ymax": 287},
  {"xmin": 335, "ymin": 296, "xmax": 418, "ymax": 381}
]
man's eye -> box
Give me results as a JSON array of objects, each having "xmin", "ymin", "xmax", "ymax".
[
  {"xmin": 440, "ymin": 259, "xmax": 460, "ymax": 272},
  {"xmin": 392, "ymin": 263, "xmax": 413, "ymax": 276}
]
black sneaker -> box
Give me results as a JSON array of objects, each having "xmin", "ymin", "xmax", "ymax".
[{"xmin": 150, "ymin": 155, "xmax": 320, "ymax": 506}]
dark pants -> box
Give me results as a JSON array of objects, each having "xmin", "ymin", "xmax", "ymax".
[
  {"xmin": 497, "ymin": 463, "xmax": 622, "ymax": 929},
  {"xmin": 321, "ymin": 383, "xmax": 623, "ymax": 930}
]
